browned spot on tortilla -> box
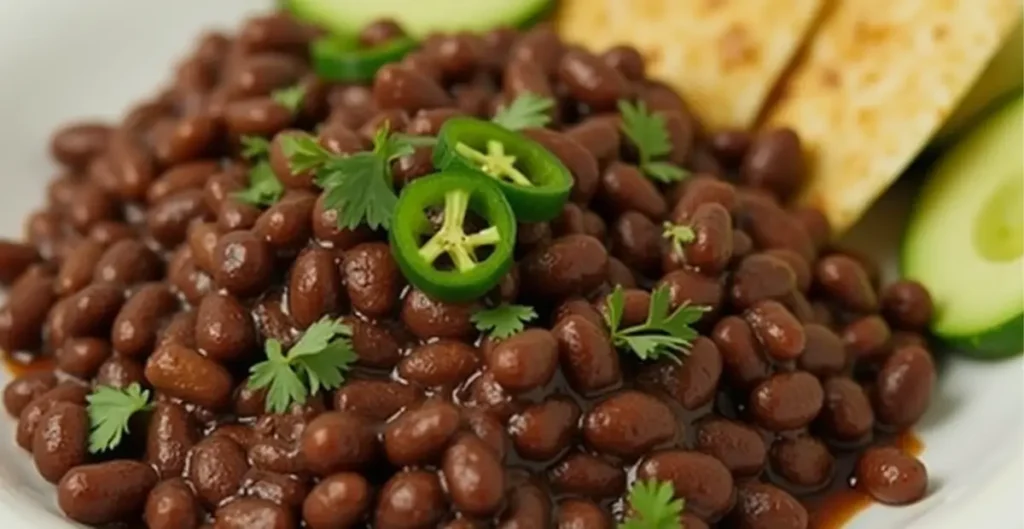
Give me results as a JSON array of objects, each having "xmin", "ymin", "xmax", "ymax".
[
  {"xmin": 932, "ymin": 24, "xmax": 949, "ymax": 41},
  {"xmin": 703, "ymin": 0, "xmax": 729, "ymax": 11},
  {"xmin": 853, "ymin": 20, "xmax": 892, "ymax": 45},
  {"xmin": 719, "ymin": 24, "xmax": 760, "ymax": 70},
  {"xmin": 820, "ymin": 67, "xmax": 841, "ymax": 88}
]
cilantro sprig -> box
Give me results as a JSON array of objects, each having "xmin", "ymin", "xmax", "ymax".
[
  {"xmin": 619, "ymin": 480, "xmax": 686, "ymax": 529},
  {"xmin": 86, "ymin": 383, "xmax": 152, "ymax": 454},
  {"xmin": 248, "ymin": 317, "xmax": 357, "ymax": 413},
  {"xmin": 271, "ymin": 84, "xmax": 306, "ymax": 114},
  {"xmin": 493, "ymin": 93, "xmax": 555, "ymax": 131},
  {"xmin": 234, "ymin": 135, "xmax": 284, "ymax": 207},
  {"xmin": 662, "ymin": 222, "xmax": 695, "ymax": 258},
  {"xmin": 240, "ymin": 135, "xmax": 271, "ymax": 160},
  {"xmin": 618, "ymin": 100, "xmax": 690, "ymax": 184},
  {"xmin": 472, "ymin": 304, "xmax": 538, "ymax": 339},
  {"xmin": 282, "ymin": 125, "xmax": 413, "ymax": 230},
  {"xmin": 604, "ymin": 285, "xmax": 707, "ymax": 362},
  {"xmin": 234, "ymin": 160, "xmax": 285, "ymax": 207}
]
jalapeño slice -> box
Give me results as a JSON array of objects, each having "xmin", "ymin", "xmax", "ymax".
[
  {"xmin": 433, "ymin": 117, "xmax": 573, "ymax": 222},
  {"xmin": 311, "ymin": 35, "xmax": 418, "ymax": 83},
  {"xmin": 390, "ymin": 170, "xmax": 516, "ymax": 302}
]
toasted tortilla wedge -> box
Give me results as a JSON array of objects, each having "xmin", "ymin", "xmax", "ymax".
[
  {"xmin": 556, "ymin": 0, "xmax": 825, "ymax": 129},
  {"xmin": 763, "ymin": 0, "xmax": 1022, "ymax": 233}
]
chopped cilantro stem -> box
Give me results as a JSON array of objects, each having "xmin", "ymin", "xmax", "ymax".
[{"xmin": 663, "ymin": 221, "xmax": 696, "ymax": 257}]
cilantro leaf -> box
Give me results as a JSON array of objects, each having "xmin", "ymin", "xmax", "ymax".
[
  {"xmin": 492, "ymin": 93, "xmax": 555, "ymax": 131},
  {"xmin": 603, "ymin": 284, "xmax": 708, "ymax": 363},
  {"xmin": 662, "ymin": 221, "xmax": 696, "ymax": 259},
  {"xmin": 321, "ymin": 157, "xmax": 398, "ymax": 230},
  {"xmin": 619, "ymin": 480, "xmax": 686, "ymax": 529},
  {"xmin": 642, "ymin": 161, "xmax": 690, "ymax": 183},
  {"xmin": 86, "ymin": 383, "xmax": 152, "ymax": 454},
  {"xmin": 282, "ymin": 129, "xmax": 404, "ymax": 230},
  {"xmin": 271, "ymin": 84, "xmax": 306, "ymax": 114},
  {"xmin": 374, "ymin": 123, "xmax": 416, "ymax": 161},
  {"xmin": 233, "ymin": 160, "xmax": 284, "ymax": 207},
  {"xmin": 471, "ymin": 304, "xmax": 539, "ymax": 339},
  {"xmin": 240, "ymin": 135, "xmax": 272, "ymax": 160},
  {"xmin": 618, "ymin": 99, "xmax": 671, "ymax": 162},
  {"xmin": 392, "ymin": 133, "xmax": 438, "ymax": 148},
  {"xmin": 281, "ymin": 133, "xmax": 332, "ymax": 175},
  {"xmin": 617, "ymin": 99, "xmax": 691, "ymax": 184},
  {"xmin": 247, "ymin": 317, "xmax": 356, "ymax": 413}
]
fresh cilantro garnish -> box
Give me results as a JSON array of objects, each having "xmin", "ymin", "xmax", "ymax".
[
  {"xmin": 392, "ymin": 133, "xmax": 438, "ymax": 147},
  {"xmin": 617, "ymin": 100, "xmax": 690, "ymax": 183},
  {"xmin": 281, "ymin": 126, "xmax": 411, "ymax": 230},
  {"xmin": 86, "ymin": 383, "xmax": 152, "ymax": 454},
  {"xmin": 240, "ymin": 135, "xmax": 271, "ymax": 160},
  {"xmin": 603, "ymin": 284, "xmax": 707, "ymax": 362},
  {"xmin": 662, "ymin": 221, "xmax": 695, "ymax": 258},
  {"xmin": 271, "ymin": 84, "xmax": 306, "ymax": 114},
  {"xmin": 619, "ymin": 480, "xmax": 686, "ymax": 529},
  {"xmin": 233, "ymin": 160, "xmax": 284, "ymax": 207},
  {"xmin": 471, "ymin": 304, "xmax": 539, "ymax": 339},
  {"xmin": 492, "ymin": 93, "xmax": 555, "ymax": 131},
  {"xmin": 248, "ymin": 317, "xmax": 357, "ymax": 413}
]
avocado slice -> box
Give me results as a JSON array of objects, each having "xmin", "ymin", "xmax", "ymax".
[
  {"xmin": 286, "ymin": 0, "xmax": 554, "ymax": 38},
  {"xmin": 903, "ymin": 96, "xmax": 1023, "ymax": 358}
]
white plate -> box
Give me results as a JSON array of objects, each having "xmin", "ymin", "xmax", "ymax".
[{"xmin": 0, "ymin": 1, "xmax": 1021, "ymax": 527}]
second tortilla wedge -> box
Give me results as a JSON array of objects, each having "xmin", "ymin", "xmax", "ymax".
[
  {"xmin": 557, "ymin": 0, "xmax": 826, "ymax": 130},
  {"xmin": 763, "ymin": 0, "xmax": 1022, "ymax": 233}
]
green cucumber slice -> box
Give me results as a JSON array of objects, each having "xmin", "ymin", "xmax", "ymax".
[
  {"xmin": 903, "ymin": 96, "xmax": 1023, "ymax": 358},
  {"xmin": 286, "ymin": 0, "xmax": 554, "ymax": 38}
]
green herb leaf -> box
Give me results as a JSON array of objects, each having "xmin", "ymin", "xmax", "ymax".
[
  {"xmin": 283, "ymin": 129, "xmax": 404, "ymax": 230},
  {"xmin": 375, "ymin": 123, "xmax": 416, "ymax": 162},
  {"xmin": 233, "ymin": 160, "xmax": 285, "ymax": 207},
  {"xmin": 618, "ymin": 99, "xmax": 671, "ymax": 164},
  {"xmin": 618, "ymin": 99, "xmax": 691, "ymax": 184},
  {"xmin": 471, "ymin": 304, "xmax": 539, "ymax": 339},
  {"xmin": 248, "ymin": 317, "xmax": 356, "ymax": 413},
  {"xmin": 642, "ymin": 161, "xmax": 690, "ymax": 183},
  {"xmin": 619, "ymin": 480, "xmax": 686, "ymax": 529},
  {"xmin": 603, "ymin": 284, "xmax": 708, "ymax": 362},
  {"xmin": 86, "ymin": 383, "xmax": 152, "ymax": 454},
  {"xmin": 662, "ymin": 221, "xmax": 696, "ymax": 258},
  {"xmin": 271, "ymin": 84, "xmax": 306, "ymax": 114},
  {"xmin": 281, "ymin": 133, "xmax": 333, "ymax": 175},
  {"xmin": 492, "ymin": 93, "xmax": 555, "ymax": 131},
  {"xmin": 240, "ymin": 135, "xmax": 272, "ymax": 160},
  {"xmin": 321, "ymin": 156, "xmax": 398, "ymax": 230},
  {"xmin": 392, "ymin": 132, "xmax": 438, "ymax": 148}
]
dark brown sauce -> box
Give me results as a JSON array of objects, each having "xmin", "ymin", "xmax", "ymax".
[
  {"xmin": 2, "ymin": 350, "xmax": 55, "ymax": 377},
  {"xmin": 807, "ymin": 431, "xmax": 924, "ymax": 529}
]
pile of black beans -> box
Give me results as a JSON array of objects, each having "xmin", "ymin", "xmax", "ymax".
[{"xmin": 0, "ymin": 9, "xmax": 936, "ymax": 529}]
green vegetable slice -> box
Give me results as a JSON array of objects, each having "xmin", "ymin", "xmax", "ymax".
[
  {"xmin": 902, "ymin": 96, "xmax": 1023, "ymax": 358},
  {"xmin": 286, "ymin": 0, "xmax": 553, "ymax": 38},
  {"xmin": 434, "ymin": 117, "xmax": 573, "ymax": 222},
  {"xmin": 311, "ymin": 35, "xmax": 418, "ymax": 82},
  {"xmin": 390, "ymin": 171, "xmax": 516, "ymax": 302}
]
